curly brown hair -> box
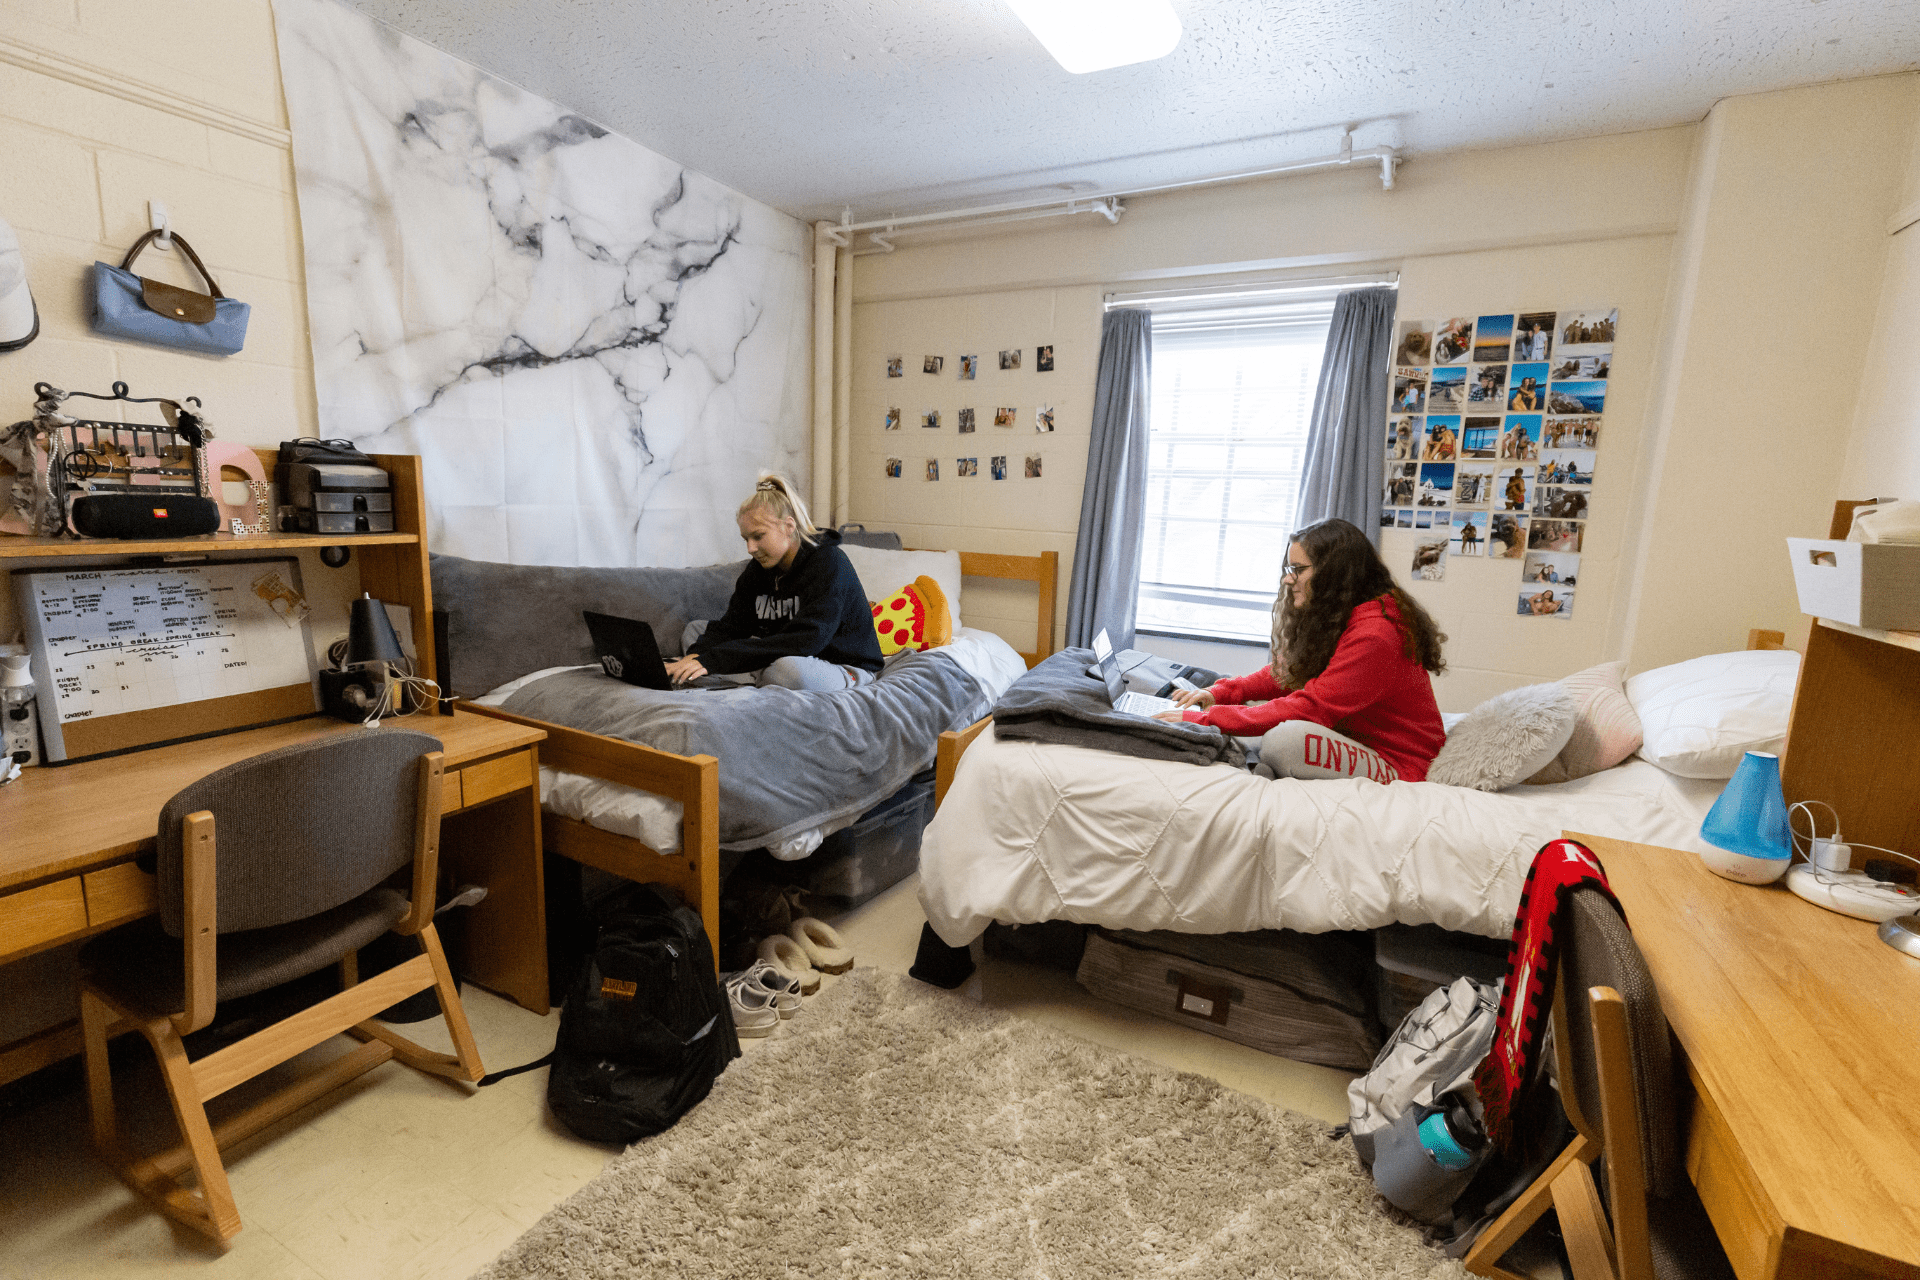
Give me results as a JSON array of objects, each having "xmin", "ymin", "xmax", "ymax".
[{"xmin": 1270, "ymin": 518, "xmax": 1448, "ymax": 688}]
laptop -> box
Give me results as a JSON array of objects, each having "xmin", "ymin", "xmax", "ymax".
[
  {"xmin": 582, "ymin": 611, "xmax": 673, "ymax": 689},
  {"xmin": 1091, "ymin": 628, "xmax": 1182, "ymax": 719}
]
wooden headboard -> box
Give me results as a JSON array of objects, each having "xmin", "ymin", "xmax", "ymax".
[{"xmin": 956, "ymin": 550, "xmax": 1058, "ymax": 668}]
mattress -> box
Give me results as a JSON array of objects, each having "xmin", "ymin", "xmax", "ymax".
[
  {"xmin": 918, "ymin": 723, "xmax": 1728, "ymax": 946},
  {"xmin": 474, "ymin": 628, "xmax": 1029, "ymax": 859}
]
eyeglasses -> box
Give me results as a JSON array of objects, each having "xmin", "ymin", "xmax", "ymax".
[{"xmin": 1280, "ymin": 562, "xmax": 1310, "ymax": 580}]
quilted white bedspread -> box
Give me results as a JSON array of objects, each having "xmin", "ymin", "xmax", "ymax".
[{"xmin": 918, "ymin": 725, "xmax": 1725, "ymax": 946}]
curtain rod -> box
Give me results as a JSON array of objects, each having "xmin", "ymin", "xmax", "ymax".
[{"xmin": 1105, "ymin": 273, "xmax": 1398, "ymax": 310}]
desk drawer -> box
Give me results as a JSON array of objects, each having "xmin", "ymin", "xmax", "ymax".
[
  {"xmin": 0, "ymin": 879, "xmax": 89, "ymax": 960},
  {"xmin": 452, "ymin": 750, "xmax": 534, "ymax": 811},
  {"xmin": 84, "ymin": 863, "xmax": 158, "ymax": 929}
]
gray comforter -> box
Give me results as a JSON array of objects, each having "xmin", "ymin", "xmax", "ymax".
[
  {"xmin": 991, "ymin": 648, "xmax": 1246, "ymax": 768},
  {"xmin": 501, "ymin": 652, "xmax": 989, "ymax": 851}
]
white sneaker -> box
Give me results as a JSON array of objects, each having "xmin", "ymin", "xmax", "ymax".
[
  {"xmin": 725, "ymin": 973, "xmax": 779, "ymax": 1037},
  {"xmin": 735, "ymin": 961, "xmax": 802, "ymax": 1018}
]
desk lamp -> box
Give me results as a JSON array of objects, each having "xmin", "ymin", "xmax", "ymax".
[
  {"xmin": 320, "ymin": 594, "xmax": 407, "ymax": 722},
  {"xmin": 1698, "ymin": 750, "xmax": 1792, "ymax": 884}
]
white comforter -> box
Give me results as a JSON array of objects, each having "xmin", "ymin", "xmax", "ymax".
[{"xmin": 918, "ymin": 725, "xmax": 1726, "ymax": 945}]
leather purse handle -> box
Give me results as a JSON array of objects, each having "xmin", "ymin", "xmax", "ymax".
[{"xmin": 118, "ymin": 229, "xmax": 226, "ymax": 299}]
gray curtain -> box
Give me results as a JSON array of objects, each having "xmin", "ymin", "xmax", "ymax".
[
  {"xmin": 1296, "ymin": 287, "xmax": 1396, "ymax": 545},
  {"xmin": 1065, "ymin": 307, "xmax": 1152, "ymax": 650}
]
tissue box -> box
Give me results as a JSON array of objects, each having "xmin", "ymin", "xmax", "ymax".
[{"xmin": 1787, "ymin": 538, "xmax": 1920, "ymax": 630}]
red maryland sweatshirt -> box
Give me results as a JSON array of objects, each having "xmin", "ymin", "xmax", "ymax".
[{"xmin": 1184, "ymin": 595, "xmax": 1445, "ymax": 781}]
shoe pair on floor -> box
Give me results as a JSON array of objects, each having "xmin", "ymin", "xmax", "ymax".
[{"xmin": 726, "ymin": 917, "xmax": 854, "ymax": 1036}]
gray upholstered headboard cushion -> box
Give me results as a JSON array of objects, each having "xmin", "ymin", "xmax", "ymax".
[{"xmin": 431, "ymin": 553, "xmax": 744, "ymax": 698}]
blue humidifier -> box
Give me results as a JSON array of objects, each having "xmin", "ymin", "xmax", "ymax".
[{"xmin": 1699, "ymin": 750, "xmax": 1793, "ymax": 885}]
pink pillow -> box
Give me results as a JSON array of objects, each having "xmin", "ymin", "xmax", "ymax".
[{"xmin": 1526, "ymin": 660, "xmax": 1643, "ymax": 784}]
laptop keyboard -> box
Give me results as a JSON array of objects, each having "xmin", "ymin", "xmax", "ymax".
[{"xmin": 1114, "ymin": 690, "xmax": 1179, "ymax": 718}]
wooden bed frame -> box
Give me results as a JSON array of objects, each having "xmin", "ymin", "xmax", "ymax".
[{"xmin": 464, "ymin": 548, "xmax": 1058, "ymax": 969}]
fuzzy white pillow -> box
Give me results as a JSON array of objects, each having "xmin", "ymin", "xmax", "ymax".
[
  {"xmin": 1428, "ymin": 683, "xmax": 1579, "ymax": 791},
  {"xmin": 1626, "ymin": 649, "xmax": 1800, "ymax": 779}
]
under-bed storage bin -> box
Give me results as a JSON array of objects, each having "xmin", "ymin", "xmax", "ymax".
[
  {"xmin": 792, "ymin": 769, "xmax": 935, "ymax": 908},
  {"xmin": 1373, "ymin": 923, "xmax": 1509, "ymax": 1032},
  {"xmin": 1075, "ymin": 928, "xmax": 1379, "ymax": 1071}
]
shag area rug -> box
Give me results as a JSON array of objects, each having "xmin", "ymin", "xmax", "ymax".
[{"xmin": 475, "ymin": 968, "xmax": 1463, "ymax": 1279}]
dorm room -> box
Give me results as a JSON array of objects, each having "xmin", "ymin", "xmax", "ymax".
[{"xmin": 3, "ymin": 1, "xmax": 1920, "ymax": 1277}]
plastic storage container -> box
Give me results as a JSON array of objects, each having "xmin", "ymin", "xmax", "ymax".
[
  {"xmin": 1373, "ymin": 923, "xmax": 1509, "ymax": 1032},
  {"xmin": 1787, "ymin": 538, "xmax": 1920, "ymax": 630}
]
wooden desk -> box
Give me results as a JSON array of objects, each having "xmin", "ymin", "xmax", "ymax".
[
  {"xmin": 0, "ymin": 709, "xmax": 550, "ymax": 1086},
  {"xmin": 1578, "ymin": 833, "xmax": 1920, "ymax": 1280}
]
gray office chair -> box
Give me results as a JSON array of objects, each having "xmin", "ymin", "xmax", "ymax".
[
  {"xmin": 77, "ymin": 730, "xmax": 483, "ymax": 1243},
  {"xmin": 1465, "ymin": 889, "xmax": 1735, "ymax": 1280}
]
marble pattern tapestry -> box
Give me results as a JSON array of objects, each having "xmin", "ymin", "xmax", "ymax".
[{"xmin": 273, "ymin": 0, "xmax": 811, "ymax": 567}]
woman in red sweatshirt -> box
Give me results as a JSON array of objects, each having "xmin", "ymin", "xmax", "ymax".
[{"xmin": 1155, "ymin": 518, "xmax": 1447, "ymax": 782}]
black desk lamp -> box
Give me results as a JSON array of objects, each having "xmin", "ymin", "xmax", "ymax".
[{"xmin": 321, "ymin": 594, "xmax": 407, "ymax": 721}]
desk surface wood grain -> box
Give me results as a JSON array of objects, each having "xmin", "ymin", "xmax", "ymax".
[
  {"xmin": 1578, "ymin": 833, "xmax": 1920, "ymax": 1275},
  {"xmin": 0, "ymin": 710, "xmax": 544, "ymax": 894}
]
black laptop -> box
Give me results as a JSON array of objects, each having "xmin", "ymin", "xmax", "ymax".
[{"xmin": 582, "ymin": 611, "xmax": 672, "ymax": 689}]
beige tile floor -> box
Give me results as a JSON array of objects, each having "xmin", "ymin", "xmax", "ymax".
[{"xmin": 0, "ymin": 875, "xmax": 1362, "ymax": 1279}]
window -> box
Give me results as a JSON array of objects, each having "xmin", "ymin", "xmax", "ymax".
[{"xmin": 1133, "ymin": 289, "xmax": 1338, "ymax": 642}]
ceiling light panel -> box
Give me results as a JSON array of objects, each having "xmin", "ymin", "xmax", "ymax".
[{"xmin": 1004, "ymin": 0, "xmax": 1183, "ymax": 74}]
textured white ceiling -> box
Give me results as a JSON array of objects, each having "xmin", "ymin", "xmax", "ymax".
[{"xmin": 341, "ymin": 0, "xmax": 1920, "ymax": 223}]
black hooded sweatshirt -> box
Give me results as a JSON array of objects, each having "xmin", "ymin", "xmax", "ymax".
[{"xmin": 694, "ymin": 528, "xmax": 884, "ymax": 675}]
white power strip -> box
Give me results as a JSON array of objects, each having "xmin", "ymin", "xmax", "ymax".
[{"xmin": 1785, "ymin": 863, "xmax": 1920, "ymax": 923}]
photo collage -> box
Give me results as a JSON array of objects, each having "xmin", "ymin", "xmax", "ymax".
[
  {"xmin": 883, "ymin": 344, "xmax": 1056, "ymax": 484},
  {"xmin": 1384, "ymin": 308, "xmax": 1613, "ymax": 618}
]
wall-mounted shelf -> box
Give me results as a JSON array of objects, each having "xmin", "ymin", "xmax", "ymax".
[
  {"xmin": 1817, "ymin": 616, "xmax": 1920, "ymax": 654},
  {"xmin": 0, "ymin": 531, "xmax": 419, "ymax": 561}
]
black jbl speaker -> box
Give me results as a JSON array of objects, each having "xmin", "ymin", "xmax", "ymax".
[{"xmin": 70, "ymin": 494, "xmax": 222, "ymax": 539}]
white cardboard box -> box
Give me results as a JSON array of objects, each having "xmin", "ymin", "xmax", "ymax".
[{"xmin": 1787, "ymin": 538, "xmax": 1920, "ymax": 630}]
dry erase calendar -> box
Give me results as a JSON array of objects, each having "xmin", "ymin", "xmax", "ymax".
[{"xmin": 13, "ymin": 558, "xmax": 320, "ymax": 762}]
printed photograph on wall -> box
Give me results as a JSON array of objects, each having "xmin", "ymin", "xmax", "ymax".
[
  {"xmin": 1380, "ymin": 508, "xmax": 1397, "ymax": 529},
  {"xmin": 1466, "ymin": 363, "xmax": 1507, "ymax": 409},
  {"xmin": 1385, "ymin": 460, "xmax": 1419, "ymax": 506},
  {"xmin": 1395, "ymin": 320, "xmax": 1433, "ymax": 366},
  {"xmin": 1488, "ymin": 513, "xmax": 1527, "ymax": 558},
  {"xmin": 1520, "ymin": 586, "xmax": 1574, "ymax": 618},
  {"xmin": 1508, "ymin": 363, "xmax": 1549, "ymax": 411},
  {"xmin": 994, "ymin": 406, "xmax": 1017, "ymax": 427},
  {"xmin": 885, "ymin": 457, "xmax": 902, "ymax": 478},
  {"xmin": 1454, "ymin": 463, "xmax": 1496, "ymax": 508},
  {"xmin": 1415, "ymin": 509, "xmax": 1435, "ymax": 529},
  {"xmin": 1412, "ymin": 537, "xmax": 1448, "ymax": 581},
  {"xmin": 1515, "ymin": 312, "xmax": 1556, "ymax": 362},
  {"xmin": 884, "ymin": 407, "xmax": 901, "ymax": 431},
  {"xmin": 924, "ymin": 355, "xmax": 944, "ymax": 374},
  {"xmin": 1551, "ymin": 354, "xmax": 1610, "ymax": 381},
  {"xmin": 1396, "ymin": 509, "xmax": 1415, "ymax": 529},
  {"xmin": 1035, "ymin": 405, "xmax": 1055, "ymax": 432},
  {"xmin": 1548, "ymin": 380, "xmax": 1607, "ymax": 416},
  {"xmin": 1543, "ymin": 416, "xmax": 1600, "ymax": 449},
  {"xmin": 1461, "ymin": 417, "xmax": 1503, "ymax": 459},
  {"xmin": 921, "ymin": 409, "xmax": 941, "ymax": 429},
  {"xmin": 1450, "ymin": 511, "xmax": 1487, "ymax": 557},
  {"xmin": 1523, "ymin": 550, "xmax": 1580, "ymax": 586},
  {"xmin": 1036, "ymin": 345, "xmax": 1054, "ymax": 371},
  {"xmin": 1538, "ymin": 449, "xmax": 1595, "ymax": 486},
  {"xmin": 1534, "ymin": 486, "xmax": 1590, "ymax": 520},
  {"xmin": 926, "ymin": 458, "xmax": 940, "ymax": 481},
  {"xmin": 887, "ymin": 356, "xmax": 904, "ymax": 378},
  {"xmin": 1000, "ymin": 349, "xmax": 1022, "ymax": 370},
  {"xmin": 1388, "ymin": 416, "xmax": 1423, "ymax": 459},
  {"xmin": 1417, "ymin": 462, "xmax": 1454, "ymax": 507},
  {"xmin": 1392, "ymin": 367, "xmax": 1428, "ymax": 414},
  {"xmin": 1024, "ymin": 454, "xmax": 1043, "ymax": 478},
  {"xmin": 1497, "ymin": 465, "xmax": 1534, "ymax": 513},
  {"xmin": 1434, "ymin": 317, "xmax": 1475, "ymax": 364},
  {"xmin": 1422, "ymin": 417, "xmax": 1459, "ymax": 461},
  {"xmin": 1558, "ymin": 309, "xmax": 1616, "ymax": 356},
  {"xmin": 958, "ymin": 407, "xmax": 976, "ymax": 433},
  {"xmin": 958, "ymin": 457, "xmax": 978, "ymax": 478},
  {"xmin": 991, "ymin": 455, "xmax": 1008, "ymax": 479},
  {"xmin": 1528, "ymin": 519, "xmax": 1584, "ymax": 552},
  {"xmin": 1500, "ymin": 415, "xmax": 1542, "ymax": 461},
  {"xmin": 1428, "ymin": 365, "xmax": 1466, "ymax": 410},
  {"xmin": 960, "ymin": 354, "xmax": 978, "ymax": 379},
  {"xmin": 1474, "ymin": 314, "xmax": 1514, "ymax": 363}
]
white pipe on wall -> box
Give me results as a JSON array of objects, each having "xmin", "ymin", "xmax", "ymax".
[
  {"xmin": 810, "ymin": 223, "xmax": 836, "ymax": 517},
  {"xmin": 832, "ymin": 244, "xmax": 853, "ymax": 525}
]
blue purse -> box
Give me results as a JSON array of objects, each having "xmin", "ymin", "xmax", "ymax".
[{"xmin": 90, "ymin": 229, "xmax": 249, "ymax": 356}]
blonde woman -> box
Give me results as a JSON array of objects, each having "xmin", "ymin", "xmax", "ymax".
[{"xmin": 663, "ymin": 476, "xmax": 883, "ymax": 692}]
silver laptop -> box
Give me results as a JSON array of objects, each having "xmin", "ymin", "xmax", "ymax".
[{"xmin": 1092, "ymin": 629, "xmax": 1181, "ymax": 719}]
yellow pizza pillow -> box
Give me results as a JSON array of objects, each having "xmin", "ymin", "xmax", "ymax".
[{"xmin": 870, "ymin": 575, "xmax": 952, "ymax": 655}]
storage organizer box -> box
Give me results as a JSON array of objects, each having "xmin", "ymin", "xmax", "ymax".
[
  {"xmin": 1372, "ymin": 923, "xmax": 1509, "ymax": 1032},
  {"xmin": 1787, "ymin": 538, "xmax": 1920, "ymax": 630},
  {"xmin": 1075, "ymin": 927, "xmax": 1379, "ymax": 1071}
]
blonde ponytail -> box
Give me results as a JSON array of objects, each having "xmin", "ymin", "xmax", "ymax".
[{"xmin": 737, "ymin": 473, "xmax": 820, "ymax": 545}]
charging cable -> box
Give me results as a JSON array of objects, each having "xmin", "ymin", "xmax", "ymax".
[{"xmin": 1788, "ymin": 799, "xmax": 1920, "ymax": 884}]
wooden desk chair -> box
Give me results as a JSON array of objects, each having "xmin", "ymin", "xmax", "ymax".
[
  {"xmin": 1465, "ymin": 890, "xmax": 1733, "ymax": 1280},
  {"xmin": 76, "ymin": 730, "xmax": 484, "ymax": 1243}
]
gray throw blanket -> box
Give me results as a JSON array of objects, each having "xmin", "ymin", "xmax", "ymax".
[
  {"xmin": 991, "ymin": 649, "xmax": 1246, "ymax": 768},
  {"xmin": 501, "ymin": 651, "xmax": 989, "ymax": 851}
]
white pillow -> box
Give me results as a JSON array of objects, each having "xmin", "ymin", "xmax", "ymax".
[
  {"xmin": 1626, "ymin": 649, "xmax": 1800, "ymax": 779},
  {"xmin": 1428, "ymin": 683, "xmax": 1578, "ymax": 791},
  {"xmin": 838, "ymin": 545, "xmax": 965, "ymax": 628}
]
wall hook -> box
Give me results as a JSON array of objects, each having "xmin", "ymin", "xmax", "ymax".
[{"xmin": 148, "ymin": 200, "xmax": 172, "ymax": 251}]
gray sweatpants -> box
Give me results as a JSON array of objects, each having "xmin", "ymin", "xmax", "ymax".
[{"xmin": 1241, "ymin": 720, "xmax": 1400, "ymax": 783}]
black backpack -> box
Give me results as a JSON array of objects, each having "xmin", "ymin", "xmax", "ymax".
[{"xmin": 485, "ymin": 882, "xmax": 739, "ymax": 1143}]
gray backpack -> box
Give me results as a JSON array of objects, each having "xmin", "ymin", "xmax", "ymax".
[{"xmin": 1346, "ymin": 976, "xmax": 1501, "ymax": 1223}]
